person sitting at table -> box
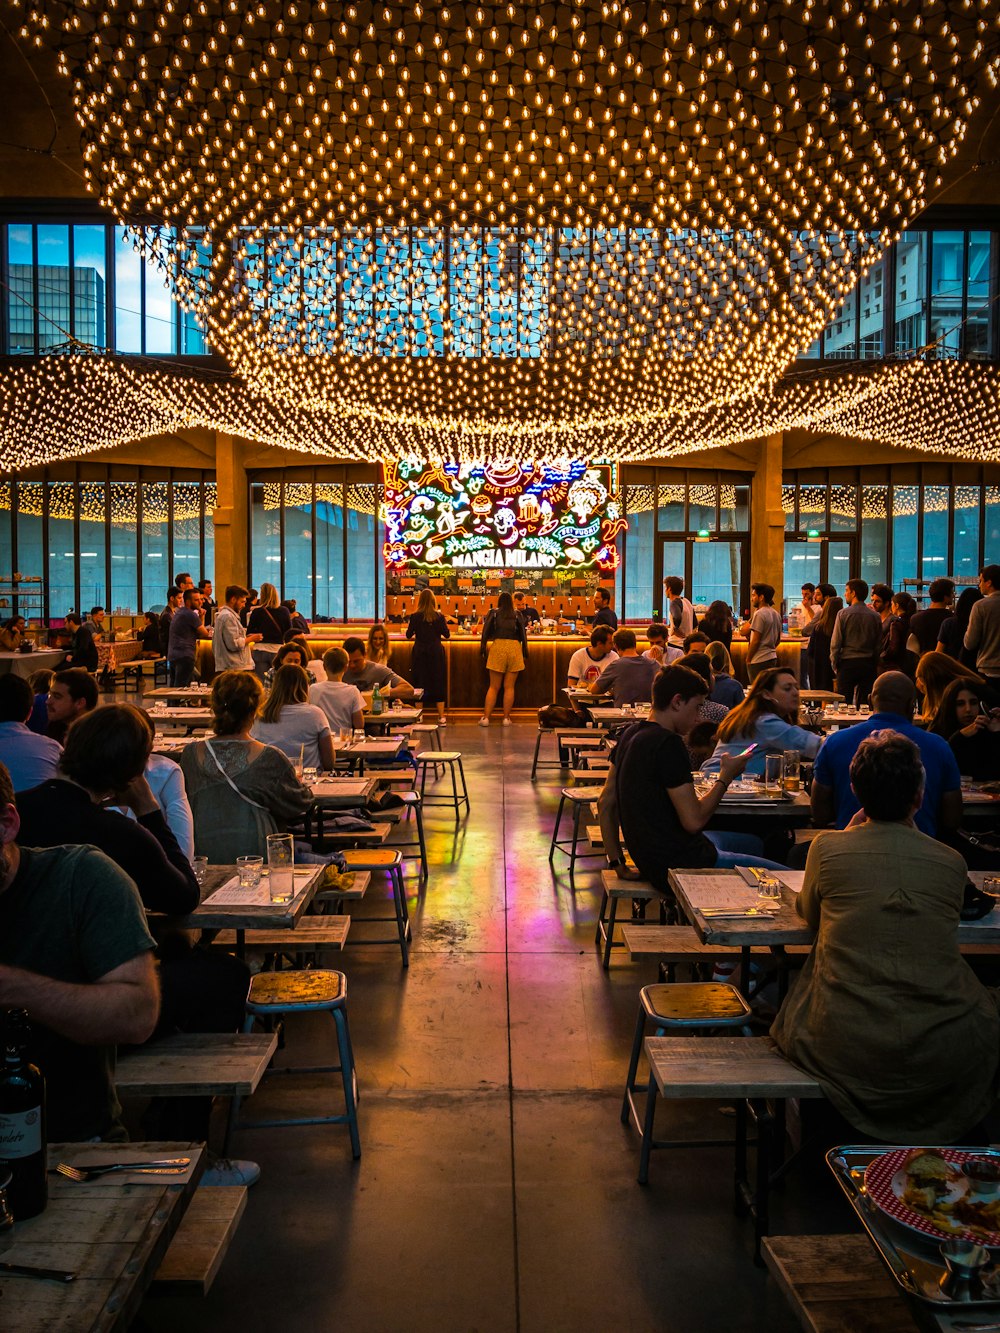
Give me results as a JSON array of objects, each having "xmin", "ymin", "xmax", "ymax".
[
  {"xmin": 213, "ymin": 584, "xmax": 262, "ymax": 673},
  {"xmin": 915, "ymin": 649, "xmax": 987, "ymax": 729},
  {"xmin": 309, "ymin": 647, "xmax": 365, "ymax": 735},
  {"xmin": 589, "ymin": 629, "xmax": 659, "ymax": 706},
  {"xmin": 45, "ymin": 666, "xmax": 98, "ymax": 743},
  {"xmin": 121, "ymin": 708, "xmax": 196, "ymax": 861},
  {"xmin": 641, "ymin": 621, "xmax": 679, "ymax": 666},
  {"xmin": 0, "ymin": 759, "xmax": 160, "ymax": 1143},
  {"xmin": 599, "ymin": 664, "xmax": 784, "ymax": 893},
  {"xmin": 84, "ymin": 606, "xmax": 106, "ymax": 641},
  {"xmin": 179, "ymin": 670, "xmax": 313, "ymax": 862},
  {"xmin": 139, "ymin": 610, "xmax": 161, "ymax": 657},
  {"xmin": 931, "ymin": 676, "xmax": 1000, "ymax": 782},
  {"xmin": 675, "ymin": 652, "xmax": 729, "ymax": 727},
  {"xmin": 367, "ymin": 622, "xmax": 391, "ymax": 666},
  {"xmin": 0, "ymin": 673, "xmax": 62, "ymax": 792},
  {"xmin": 406, "ymin": 589, "xmax": 450, "ymax": 724},
  {"xmin": 26, "ymin": 667, "xmax": 52, "ymax": 735},
  {"xmin": 342, "ymin": 636, "xmax": 415, "ymax": 699},
  {"xmin": 252, "ymin": 663, "xmax": 335, "ymax": 771},
  {"xmin": 282, "ymin": 598, "xmax": 311, "ymax": 635},
  {"xmin": 701, "ymin": 666, "xmax": 821, "ymax": 779},
  {"xmin": 63, "ymin": 610, "xmax": 98, "ymax": 672},
  {"xmin": 811, "ymin": 671, "xmax": 962, "ymax": 838},
  {"xmin": 681, "ymin": 630, "xmax": 710, "ymax": 654},
  {"xmin": 772, "ymin": 731, "xmax": 1000, "ymax": 1145},
  {"xmin": 567, "ymin": 625, "xmax": 618, "ymax": 689},
  {"xmin": 262, "ymin": 639, "xmax": 309, "ymax": 689},
  {"xmin": 0, "ymin": 615, "xmax": 25, "ymax": 652},
  {"xmin": 705, "ymin": 641, "xmax": 745, "ymax": 708},
  {"xmin": 246, "ymin": 581, "xmax": 291, "ymax": 643}
]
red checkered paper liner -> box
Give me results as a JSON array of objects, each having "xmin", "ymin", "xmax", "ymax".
[{"xmin": 864, "ymin": 1148, "xmax": 1000, "ymax": 1246}]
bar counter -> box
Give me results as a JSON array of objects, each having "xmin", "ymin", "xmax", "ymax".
[{"xmin": 288, "ymin": 630, "xmax": 803, "ymax": 711}]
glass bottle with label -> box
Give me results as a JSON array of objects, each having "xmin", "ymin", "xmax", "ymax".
[
  {"xmin": 371, "ymin": 683, "xmax": 384, "ymax": 715},
  {"xmin": 0, "ymin": 1009, "xmax": 47, "ymax": 1219}
]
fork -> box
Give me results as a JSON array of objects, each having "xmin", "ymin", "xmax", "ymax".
[{"xmin": 54, "ymin": 1157, "xmax": 190, "ymax": 1182}]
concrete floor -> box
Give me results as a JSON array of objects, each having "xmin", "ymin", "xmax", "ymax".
[{"xmin": 138, "ymin": 719, "xmax": 849, "ymax": 1333}]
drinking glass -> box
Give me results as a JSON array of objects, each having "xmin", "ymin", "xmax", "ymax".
[
  {"xmin": 782, "ymin": 750, "xmax": 801, "ymax": 792},
  {"xmin": 192, "ymin": 855, "xmax": 209, "ymax": 886},
  {"xmin": 352, "ymin": 728, "xmax": 365, "ymax": 744},
  {"xmin": 764, "ymin": 754, "xmax": 784, "ymax": 793},
  {"xmin": 237, "ymin": 855, "xmax": 263, "ymax": 889},
  {"xmin": 982, "ymin": 876, "xmax": 1000, "ymax": 903},
  {"xmin": 266, "ymin": 835, "xmax": 295, "ymax": 904},
  {"xmin": 302, "ymin": 765, "xmax": 318, "ymax": 786},
  {"xmin": 756, "ymin": 876, "xmax": 783, "ymax": 911}
]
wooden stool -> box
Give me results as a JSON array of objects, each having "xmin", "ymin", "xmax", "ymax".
[
  {"xmin": 415, "ymin": 751, "xmax": 470, "ymax": 822},
  {"xmin": 621, "ymin": 982, "xmax": 752, "ymax": 1166},
  {"xmin": 410, "ymin": 722, "xmax": 444, "ymax": 777},
  {"xmin": 548, "ymin": 786, "xmax": 605, "ymax": 887},
  {"xmin": 529, "ymin": 726, "xmax": 596, "ymax": 781},
  {"xmin": 336, "ymin": 847, "xmax": 410, "ymax": 966},
  {"xmin": 596, "ymin": 868, "xmax": 662, "ymax": 969},
  {"xmin": 234, "ymin": 970, "xmax": 360, "ymax": 1158}
]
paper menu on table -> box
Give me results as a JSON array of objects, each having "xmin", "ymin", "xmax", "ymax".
[
  {"xmin": 778, "ymin": 871, "xmax": 805, "ymax": 894},
  {"xmin": 680, "ymin": 876, "xmax": 761, "ymax": 911},
  {"xmin": 202, "ymin": 876, "xmax": 271, "ymax": 906}
]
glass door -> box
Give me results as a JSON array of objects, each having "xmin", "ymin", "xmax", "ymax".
[
  {"xmin": 691, "ymin": 540, "xmax": 744, "ymax": 615},
  {"xmin": 784, "ymin": 536, "xmax": 857, "ymax": 597},
  {"xmin": 655, "ymin": 539, "xmax": 688, "ymax": 620}
]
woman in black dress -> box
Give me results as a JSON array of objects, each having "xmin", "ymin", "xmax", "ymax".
[
  {"xmin": 806, "ymin": 594, "xmax": 841, "ymax": 693},
  {"xmin": 406, "ymin": 589, "xmax": 451, "ymax": 723}
]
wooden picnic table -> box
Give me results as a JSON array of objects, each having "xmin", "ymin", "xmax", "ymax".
[
  {"xmin": 588, "ymin": 705, "xmax": 648, "ymax": 725},
  {"xmin": 1, "ymin": 1141, "xmax": 204, "ymax": 1332},
  {"xmin": 172, "ymin": 863, "xmax": 327, "ymax": 957},
  {"xmin": 308, "ymin": 775, "xmax": 378, "ymax": 807},
  {"xmin": 336, "ymin": 735, "xmax": 406, "ymax": 774},
  {"xmin": 798, "ymin": 690, "xmax": 845, "ymax": 704},
  {"xmin": 144, "ymin": 685, "xmax": 213, "ymax": 703},
  {"xmin": 363, "ymin": 706, "xmax": 422, "ymax": 732},
  {"xmin": 96, "ymin": 639, "xmax": 141, "ymax": 671},
  {"xmin": 147, "ymin": 707, "xmax": 214, "ymax": 731}
]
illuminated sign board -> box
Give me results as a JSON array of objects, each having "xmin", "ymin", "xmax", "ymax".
[{"xmin": 381, "ymin": 459, "xmax": 625, "ymax": 573}]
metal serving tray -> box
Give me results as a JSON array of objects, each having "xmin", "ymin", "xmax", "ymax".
[{"xmin": 827, "ymin": 1145, "xmax": 1000, "ymax": 1312}]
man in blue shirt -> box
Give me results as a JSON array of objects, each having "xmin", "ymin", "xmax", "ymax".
[
  {"xmin": 0, "ymin": 674, "xmax": 61, "ymax": 792},
  {"xmin": 811, "ymin": 671, "xmax": 962, "ymax": 838}
]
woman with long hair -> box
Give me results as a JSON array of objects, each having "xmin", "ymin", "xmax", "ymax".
[
  {"xmin": 698, "ymin": 601, "xmax": 734, "ymax": 651},
  {"xmin": 406, "ymin": 589, "xmax": 450, "ymax": 723},
  {"xmin": 701, "ymin": 665, "xmax": 821, "ymax": 777},
  {"xmin": 704, "ymin": 641, "xmax": 744, "ymax": 707},
  {"xmin": 367, "ymin": 622, "xmax": 391, "ymax": 665},
  {"xmin": 262, "ymin": 639, "xmax": 309, "ymax": 688},
  {"xmin": 479, "ymin": 590, "xmax": 527, "ymax": 727},
  {"xmin": 880, "ymin": 591, "xmax": 917, "ymax": 678},
  {"xmin": 806, "ymin": 594, "xmax": 842, "ymax": 693},
  {"xmin": 914, "ymin": 649, "xmax": 984, "ymax": 728},
  {"xmin": 0, "ymin": 615, "xmax": 25, "ymax": 653},
  {"xmin": 179, "ymin": 670, "xmax": 314, "ymax": 861},
  {"xmin": 252, "ymin": 663, "xmax": 335, "ymax": 770},
  {"xmin": 246, "ymin": 582, "xmax": 292, "ymax": 642},
  {"xmin": 937, "ymin": 586, "xmax": 983, "ymax": 666},
  {"xmin": 932, "ymin": 677, "xmax": 1000, "ymax": 779}
]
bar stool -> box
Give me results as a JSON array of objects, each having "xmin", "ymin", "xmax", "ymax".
[
  {"xmin": 337, "ymin": 847, "xmax": 410, "ymax": 966},
  {"xmin": 415, "ymin": 751, "xmax": 470, "ymax": 822},
  {"xmin": 233, "ymin": 969, "xmax": 360, "ymax": 1159},
  {"xmin": 410, "ymin": 722, "xmax": 444, "ymax": 777},
  {"xmin": 620, "ymin": 982, "xmax": 752, "ymax": 1183},
  {"xmin": 389, "ymin": 790, "xmax": 428, "ymax": 882},
  {"xmin": 548, "ymin": 786, "xmax": 606, "ymax": 887}
]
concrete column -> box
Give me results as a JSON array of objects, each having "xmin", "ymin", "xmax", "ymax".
[
  {"xmin": 213, "ymin": 431, "xmax": 248, "ymax": 591},
  {"xmin": 750, "ymin": 432, "xmax": 786, "ymax": 606}
]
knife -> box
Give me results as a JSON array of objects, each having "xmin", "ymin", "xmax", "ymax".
[{"xmin": 0, "ymin": 1260, "xmax": 76, "ymax": 1282}]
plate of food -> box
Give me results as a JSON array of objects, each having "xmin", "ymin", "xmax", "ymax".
[{"xmin": 865, "ymin": 1148, "xmax": 1000, "ymax": 1246}]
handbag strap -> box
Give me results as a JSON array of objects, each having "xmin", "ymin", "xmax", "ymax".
[{"xmin": 204, "ymin": 738, "xmax": 270, "ymax": 811}]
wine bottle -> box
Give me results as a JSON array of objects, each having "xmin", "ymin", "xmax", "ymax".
[{"xmin": 0, "ymin": 1009, "xmax": 47, "ymax": 1220}]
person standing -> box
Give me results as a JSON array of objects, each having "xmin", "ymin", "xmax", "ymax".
[
  {"xmin": 698, "ymin": 600, "xmax": 734, "ymax": 651},
  {"xmin": 739, "ymin": 582, "xmax": 782, "ymax": 681},
  {"xmin": 663, "ymin": 576, "xmax": 695, "ymax": 641},
  {"xmin": 937, "ymin": 586, "xmax": 983, "ymax": 666},
  {"xmin": 591, "ymin": 588, "xmax": 618, "ymax": 631},
  {"xmin": 407, "ymin": 589, "xmax": 451, "ymax": 724},
  {"xmin": 805, "ymin": 595, "xmax": 842, "ymax": 693},
  {"xmin": 479, "ymin": 591, "xmax": 527, "ymax": 727},
  {"xmin": 247, "ymin": 582, "xmax": 291, "ymax": 643},
  {"xmin": 910, "ymin": 578, "xmax": 955, "ymax": 658},
  {"xmin": 513, "ymin": 592, "xmax": 541, "ymax": 626},
  {"xmin": 213, "ymin": 585, "xmax": 262, "ymax": 672},
  {"xmin": 197, "ymin": 579, "xmax": 216, "ymax": 626},
  {"xmin": 167, "ymin": 587, "xmax": 212, "ymax": 687},
  {"xmin": 830, "ymin": 578, "xmax": 881, "ymax": 705},
  {"xmin": 158, "ymin": 586, "xmax": 182, "ymax": 657},
  {"xmin": 964, "ymin": 565, "xmax": 1000, "ymax": 682},
  {"xmin": 880, "ymin": 591, "xmax": 917, "ymax": 677}
]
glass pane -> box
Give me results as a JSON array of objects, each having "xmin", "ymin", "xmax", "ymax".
[
  {"xmin": 782, "ymin": 484, "xmax": 797, "ymax": 532},
  {"xmin": 73, "ymin": 225, "xmax": 107, "ymax": 348},
  {"xmin": 860, "ymin": 486, "xmax": 889, "ymax": 589},
  {"xmin": 314, "ymin": 479, "xmax": 344, "ymax": 621},
  {"xmin": 954, "ymin": 485, "xmax": 981, "ymax": 583},
  {"xmin": 114, "ymin": 227, "xmax": 143, "ymax": 352},
  {"xmin": 171, "ymin": 481, "xmax": 203, "ymax": 586},
  {"xmin": 985, "ymin": 487, "xmax": 1000, "ymax": 569},
  {"xmin": 140, "ymin": 482, "xmax": 169, "ymax": 608},
  {"xmin": 282, "ymin": 481, "xmax": 314, "ymax": 618},
  {"xmin": 827, "ymin": 540, "xmax": 854, "ymax": 588},
  {"xmin": 48, "ymin": 481, "xmax": 77, "ymax": 614},
  {"xmin": 203, "ymin": 481, "xmax": 216, "ymax": 592},
  {"xmin": 660, "ymin": 540, "xmax": 687, "ymax": 617},
  {"xmin": 36, "ymin": 224, "xmax": 70, "ymax": 352},
  {"xmin": 892, "ymin": 485, "xmax": 919, "ymax": 590},
  {"xmin": 894, "ymin": 231, "xmax": 928, "ymax": 357},
  {"xmin": 0, "ymin": 481, "xmax": 11, "ymax": 599},
  {"xmin": 623, "ymin": 486, "xmax": 654, "ymax": 621},
  {"xmin": 657, "ymin": 481, "xmax": 685, "ymax": 531},
  {"xmin": 928, "ymin": 232, "xmax": 964, "ymax": 359},
  {"xmin": 785, "ymin": 541, "xmax": 821, "ymax": 597},
  {"xmin": 822, "ymin": 235, "xmax": 857, "ymax": 358},
  {"xmin": 691, "ymin": 541, "xmax": 741, "ymax": 613},
  {"xmin": 966, "ymin": 232, "xmax": 993, "ymax": 361},
  {"xmin": 858, "ymin": 248, "xmax": 887, "ymax": 359},
  {"xmin": 829, "ymin": 484, "xmax": 857, "ymax": 533},
  {"xmin": 6, "ymin": 223, "xmax": 34, "ymax": 352},
  {"xmin": 14, "ymin": 482, "xmax": 44, "ymax": 619},
  {"xmin": 250, "ymin": 481, "xmax": 282, "ymax": 599},
  {"xmin": 110, "ymin": 482, "xmax": 138, "ymax": 614},
  {"xmin": 798, "ymin": 483, "xmax": 826, "ymax": 535},
  {"xmin": 921, "ymin": 484, "xmax": 950, "ymax": 577},
  {"xmin": 687, "ymin": 483, "xmax": 717, "ymax": 535},
  {"xmin": 77, "ymin": 481, "xmax": 106, "ymax": 612},
  {"xmin": 144, "ymin": 240, "xmax": 176, "ymax": 354},
  {"xmin": 346, "ymin": 484, "xmax": 377, "ymax": 620}
]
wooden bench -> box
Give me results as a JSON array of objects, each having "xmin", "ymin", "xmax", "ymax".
[
  {"xmin": 151, "ymin": 1186, "xmax": 248, "ymax": 1297},
  {"xmin": 310, "ymin": 821, "xmax": 391, "ymax": 847},
  {"xmin": 596, "ymin": 867, "xmax": 660, "ymax": 969},
  {"xmin": 122, "ymin": 656, "xmax": 168, "ymax": 692},
  {"xmin": 530, "ymin": 726, "xmax": 603, "ymax": 781},
  {"xmin": 762, "ymin": 1233, "xmax": 919, "ymax": 1332},
  {"xmin": 641, "ymin": 1036, "xmax": 824, "ymax": 1260},
  {"xmin": 212, "ymin": 917, "xmax": 351, "ymax": 959},
  {"xmin": 116, "ymin": 1032, "xmax": 278, "ymax": 1098},
  {"xmin": 622, "ymin": 925, "xmax": 786, "ymax": 980}
]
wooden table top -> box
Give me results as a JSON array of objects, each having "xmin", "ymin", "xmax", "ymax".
[
  {"xmin": 671, "ymin": 868, "xmax": 1000, "ymax": 948},
  {"xmin": 1, "ymin": 1141, "xmax": 203, "ymax": 1333},
  {"xmin": 147, "ymin": 707, "xmax": 214, "ymax": 728},
  {"xmin": 308, "ymin": 776, "xmax": 377, "ymax": 806},
  {"xmin": 762, "ymin": 1233, "xmax": 922, "ymax": 1332},
  {"xmin": 144, "ymin": 686, "xmax": 213, "ymax": 702},
  {"xmin": 178, "ymin": 862, "xmax": 325, "ymax": 931},
  {"xmin": 339, "ymin": 736, "xmax": 405, "ymax": 757}
]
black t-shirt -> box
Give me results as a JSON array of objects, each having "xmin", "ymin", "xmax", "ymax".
[
  {"xmin": 613, "ymin": 721, "xmax": 716, "ymax": 890},
  {"xmin": 592, "ymin": 606, "xmax": 618, "ymax": 630},
  {"xmin": 910, "ymin": 607, "xmax": 952, "ymax": 656},
  {"xmin": 949, "ymin": 729, "xmax": 1000, "ymax": 782}
]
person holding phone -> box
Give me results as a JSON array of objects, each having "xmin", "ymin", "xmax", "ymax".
[
  {"xmin": 931, "ymin": 677, "xmax": 1000, "ymax": 780},
  {"xmin": 598, "ymin": 665, "xmax": 786, "ymax": 895},
  {"xmin": 700, "ymin": 666, "xmax": 822, "ymax": 778}
]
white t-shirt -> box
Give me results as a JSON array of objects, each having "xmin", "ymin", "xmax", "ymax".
[
  {"xmin": 308, "ymin": 680, "xmax": 365, "ymax": 733},
  {"xmin": 251, "ymin": 703, "xmax": 331, "ymax": 768},
  {"xmin": 749, "ymin": 605, "xmax": 783, "ymax": 664},
  {"xmin": 567, "ymin": 647, "xmax": 618, "ymax": 685}
]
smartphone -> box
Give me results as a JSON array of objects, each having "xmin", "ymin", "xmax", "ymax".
[
  {"xmin": 736, "ymin": 743, "xmax": 758, "ymax": 757},
  {"xmin": 981, "ymin": 700, "xmax": 991, "ymax": 716}
]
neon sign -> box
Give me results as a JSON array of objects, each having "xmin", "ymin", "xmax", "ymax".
[{"xmin": 381, "ymin": 460, "xmax": 625, "ymax": 573}]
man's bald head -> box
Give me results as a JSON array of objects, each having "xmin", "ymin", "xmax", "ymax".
[{"xmin": 871, "ymin": 671, "xmax": 916, "ymax": 716}]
